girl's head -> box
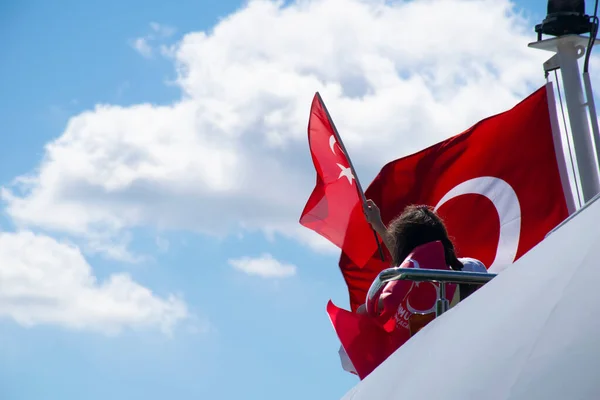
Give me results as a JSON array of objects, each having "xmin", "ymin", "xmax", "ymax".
[{"xmin": 387, "ymin": 205, "xmax": 463, "ymax": 270}]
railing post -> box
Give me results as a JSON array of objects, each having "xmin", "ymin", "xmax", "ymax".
[{"xmin": 436, "ymin": 282, "xmax": 450, "ymax": 317}]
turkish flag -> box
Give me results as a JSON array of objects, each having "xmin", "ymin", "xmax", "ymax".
[
  {"xmin": 327, "ymin": 300, "xmax": 403, "ymax": 380},
  {"xmin": 340, "ymin": 83, "xmax": 572, "ymax": 311},
  {"xmin": 300, "ymin": 93, "xmax": 381, "ymax": 267}
]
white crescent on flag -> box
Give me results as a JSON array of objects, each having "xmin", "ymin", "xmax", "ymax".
[
  {"xmin": 329, "ymin": 135, "xmax": 337, "ymax": 154},
  {"xmin": 434, "ymin": 176, "xmax": 522, "ymax": 273}
]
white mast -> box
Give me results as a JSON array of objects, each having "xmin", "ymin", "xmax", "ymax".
[{"xmin": 531, "ymin": 0, "xmax": 600, "ymax": 204}]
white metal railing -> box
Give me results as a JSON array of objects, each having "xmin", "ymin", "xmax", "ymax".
[{"xmin": 366, "ymin": 268, "xmax": 497, "ymax": 317}]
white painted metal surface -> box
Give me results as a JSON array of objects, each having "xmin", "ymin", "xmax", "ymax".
[{"xmin": 341, "ymin": 195, "xmax": 600, "ymax": 400}]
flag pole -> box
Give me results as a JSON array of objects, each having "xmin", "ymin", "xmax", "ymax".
[{"xmin": 316, "ymin": 92, "xmax": 386, "ymax": 261}]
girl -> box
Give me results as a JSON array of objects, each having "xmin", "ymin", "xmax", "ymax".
[{"xmin": 337, "ymin": 201, "xmax": 488, "ymax": 376}]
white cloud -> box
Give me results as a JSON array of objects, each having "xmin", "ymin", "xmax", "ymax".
[
  {"xmin": 2, "ymin": 0, "xmax": 561, "ymax": 259},
  {"xmin": 150, "ymin": 22, "xmax": 176, "ymax": 38},
  {"xmin": 131, "ymin": 37, "xmax": 153, "ymax": 58},
  {"xmin": 0, "ymin": 230, "xmax": 188, "ymax": 335},
  {"xmin": 229, "ymin": 253, "xmax": 297, "ymax": 278},
  {"xmin": 131, "ymin": 22, "xmax": 176, "ymax": 57}
]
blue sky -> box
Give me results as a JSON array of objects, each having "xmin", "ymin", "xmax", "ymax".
[{"xmin": 0, "ymin": 0, "xmax": 593, "ymax": 399}]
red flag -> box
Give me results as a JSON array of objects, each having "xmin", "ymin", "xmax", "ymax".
[
  {"xmin": 327, "ymin": 301, "xmax": 400, "ymax": 380},
  {"xmin": 340, "ymin": 83, "xmax": 572, "ymax": 311},
  {"xmin": 300, "ymin": 93, "xmax": 380, "ymax": 267}
]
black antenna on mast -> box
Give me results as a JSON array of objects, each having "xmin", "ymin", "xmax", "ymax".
[{"xmin": 535, "ymin": 0, "xmax": 593, "ymax": 40}]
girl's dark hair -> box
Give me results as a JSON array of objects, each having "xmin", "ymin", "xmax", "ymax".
[{"xmin": 387, "ymin": 205, "xmax": 463, "ymax": 271}]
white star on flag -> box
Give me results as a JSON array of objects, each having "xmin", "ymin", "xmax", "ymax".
[{"xmin": 337, "ymin": 163, "xmax": 354, "ymax": 184}]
